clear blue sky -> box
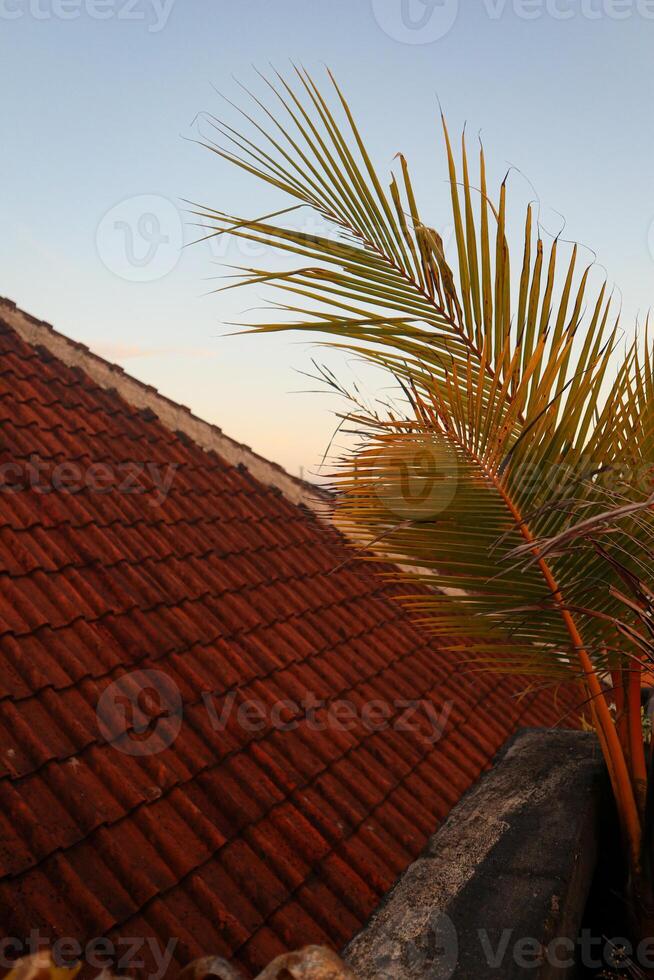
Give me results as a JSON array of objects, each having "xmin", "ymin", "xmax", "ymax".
[{"xmin": 2, "ymin": 0, "xmax": 653, "ymax": 476}]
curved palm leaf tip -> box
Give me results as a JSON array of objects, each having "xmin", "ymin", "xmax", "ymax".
[{"xmin": 194, "ymin": 67, "xmax": 653, "ymax": 871}]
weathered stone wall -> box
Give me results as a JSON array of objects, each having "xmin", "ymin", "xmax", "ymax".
[{"xmin": 344, "ymin": 729, "xmax": 607, "ymax": 979}]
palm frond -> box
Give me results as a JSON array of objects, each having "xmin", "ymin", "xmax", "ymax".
[
  {"xmin": 195, "ymin": 68, "xmax": 647, "ymax": 674},
  {"xmin": 198, "ymin": 68, "xmax": 652, "ymax": 865}
]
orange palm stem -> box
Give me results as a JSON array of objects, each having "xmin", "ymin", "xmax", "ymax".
[
  {"xmin": 628, "ymin": 663, "xmax": 648, "ymax": 819},
  {"xmin": 496, "ymin": 478, "xmax": 642, "ymax": 872}
]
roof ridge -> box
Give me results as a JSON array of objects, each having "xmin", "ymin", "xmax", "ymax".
[{"xmin": 0, "ymin": 297, "xmax": 329, "ymax": 513}]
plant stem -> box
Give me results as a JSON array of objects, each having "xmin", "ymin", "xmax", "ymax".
[
  {"xmin": 612, "ymin": 666, "xmax": 628, "ymax": 756},
  {"xmin": 628, "ymin": 663, "xmax": 648, "ymax": 819},
  {"xmin": 496, "ymin": 478, "xmax": 642, "ymax": 873}
]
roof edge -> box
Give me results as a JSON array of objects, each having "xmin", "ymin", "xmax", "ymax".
[{"xmin": 0, "ymin": 297, "xmax": 329, "ymax": 514}]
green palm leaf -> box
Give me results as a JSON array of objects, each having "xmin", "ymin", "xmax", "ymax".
[{"xmin": 197, "ymin": 67, "xmax": 652, "ymax": 867}]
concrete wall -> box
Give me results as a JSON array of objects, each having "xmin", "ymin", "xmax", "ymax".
[{"xmin": 344, "ymin": 729, "xmax": 608, "ymax": 979}]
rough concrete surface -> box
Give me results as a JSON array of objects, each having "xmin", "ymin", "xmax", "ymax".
[{"xmin": 344, "ymin": 729, "xmax": 607, "ymax": 979}]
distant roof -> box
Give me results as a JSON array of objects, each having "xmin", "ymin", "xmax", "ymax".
[{"xmin": 0, "ymin": 298, "xmax": 579, "ymax": 979}]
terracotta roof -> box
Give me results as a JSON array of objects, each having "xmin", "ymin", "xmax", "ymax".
[{"xmin": 0, "ymin": 299, "xmax": 580, "ymax": 979}]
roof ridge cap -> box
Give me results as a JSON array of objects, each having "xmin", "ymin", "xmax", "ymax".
[{"xmin": 0, "ymin": 296, "xmax": 329, "ymax": 514}]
